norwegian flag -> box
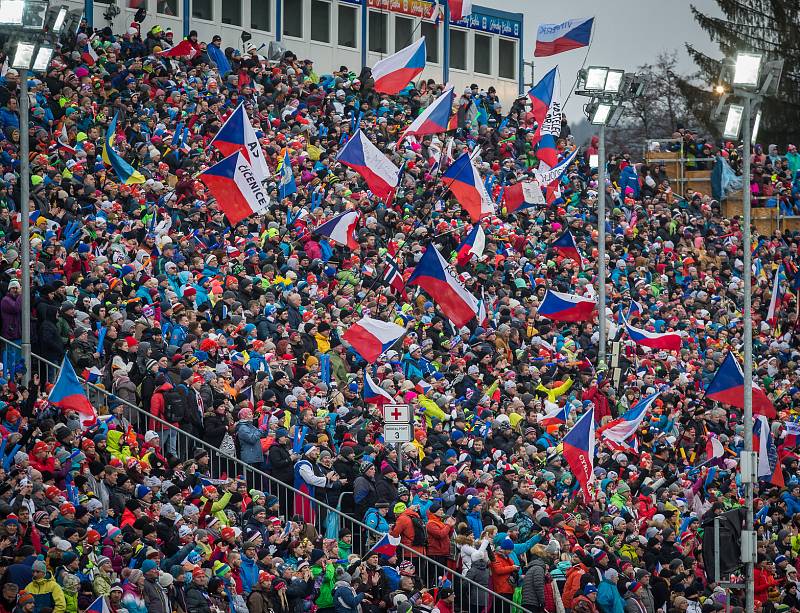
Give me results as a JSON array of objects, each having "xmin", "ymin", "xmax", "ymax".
[{"xmin": 382, "ymin": 255, "xmax": 407, "ymax": 300}]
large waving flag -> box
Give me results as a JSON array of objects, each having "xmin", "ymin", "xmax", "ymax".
[
  {"xmin": 50, "ymin": 357, "xmax": 97, "ymax": 428},
  {"xmin": 314, "ymin": 211, "xmax": 360, "ymax": 250},
  {"xmin": 198, "ymin": 151, "xmax": 270, "ymax": 225},
  {"xmin": 408, "ymin": 244, "xmax": 480, "ymax": 327},
  {"xmin": 343, "ymin": 317, "xmax": 406, "ymax": 363},
  {"xmin": 533, "ymin": 69, "xmax": 562, "ymax": 166},
  {"xmin": 337, "ymin": 129, "xmax": 400, "ymax": 201},
  {"xmin": 538, "ymin": 289, "xmax": 596, "ymax": 322},
  {"xmin": 504, "ymin": 180, "xmax": 545, "ymax": 213},
  {"xmin": 210, "ymin": 103, "xmax": 271, "ymax": 191},
  {"xmin": 447, "ymin": 0, "xmax": 472, "ymax": 21},
  {"xmin": 622, "ymin": 316, "xmax": 682, "ymax": 351},
  {"xmin": 364, "ymin": 370, "xmax": 394, "ymax": 406},
  {"xmin": 552, "ymin": 230, "xmax": 581, "ymax": 265},
  {"xmin": 534, "ymin": 17, "xmax": 594, "ymax": 57},
  {"xmin": 598, "ymin": 392, "xmax": 659, "ymax": 445},
  {"xmin": 455, "ymin": 223, "xmax": 486, "ymax": 266},
  {"xmin": 528, "ymin": 68, "xmax": 559, "ymax": 146},
  {"xmin": 535, "ymin": 147, "xmax": 579, "ymax": 185},
  {"xmin": 563, "ymin": 407, "xmax": 595, "ymax": 499},
  {"xmin": 401, "ymin": 86, "xmax": 455, "ymax": 141},
  {"xmin": 706, "ymin": 351, "xmax": 775, "ymax": 418},
  {"xmin": 277, "ymin": 149, "xmax": 297, "ymax": 199},
  {"xmin": 371, "ymin": 38, "xmax": 426, "ymax": 94},
  {"xmin": 441, "ymin": 152, "xmax": 495, "ymax": 221},
  {"xmin": 102, "ymin": 112, "xmax": 145, "ymax": 185},
  {"xmin": 754, "ymin": 415, "xmax": 784, "ymax": 487}
]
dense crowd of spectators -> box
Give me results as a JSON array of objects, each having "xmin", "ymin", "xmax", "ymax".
[{"xmin": 0, "ymin": 15, "xmax": 799, "ymax": 613}]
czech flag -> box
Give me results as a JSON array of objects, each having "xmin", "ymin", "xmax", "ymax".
[
  {"xmin": 364, "ymin": 370, "xmax": 394, "ymax": 406},
  {"xmin": 408, "ymin": 244, "xmax": 480, "ymax": 327},
  {"xmin": 528, "ymin": 67, "xmax": 559, "ymax": 146},
  {"xmin": 706, "ymin": 351, "xmax": 775, "ymax": 418},
  {"xmin": 371, "ymin": 37, "xmax": 426, "ymax": 95},
  {"xmin": 562, "ymin": 407, "xmax": 595, "ymax": 499},
  {"xmin": 210, "ymin": 103, "xmax": 271, "ymax": 191},
  {"xmin": 343, "ymin": 316, "xmax": 407, "ymax": 363},
  {"xmin": 539, "ymin": 400, "xmax": 569, "ymax": 427},
  {"xmin": 49, "ymin": 357, "xmax": 97, "ymax": 428},
  {"xmin": 535, "ymin": 147, "xmax": 579, "ymax": 186},
  {"xmin": 102, "ymin": 112, "xmax": 145, "ymax": 185},
  {"xmin": 504, "ymin": 180, "xmax": 545, "ymax": 213},
  {"xmin": 622, "ymin": 315, "xmax": 682, "ymax": 351},
  {"xmin": 441, "ymin": 152, "xmax": 495, "ymax": 222},
  {"xmin": 456, "ymin": 223, "xmax": 486, "ymax": 266},
  {"xmin": 627, "ymin": 300, "xmax": 642, "ymax": 319},
  {"xmin": 537, "ymin": 289, "xmax": 596, "ymax": 322},
  {"xmin": 337, "ymin": 129, "xmax": 401, "ymax": 201},
  {"xmin": 401, "ymin": 86, "xmax": 455, "ymax": 141},
  {"xmin": 448, "ymin": 0, "xmax": 472, "ymax": 21},
  {"xmin": 81, "ymin": 43, "xmax": 98, "ymax": 66},
  {"xmin": 598, "ymin": 392, "xmax": 659, "ymax": 445},
  {"xmin": 754, "ymin": 415, "xmax": 784, "ymax": 487},
  {"xmin": 552, "ymin": 230, "xmax": 581, "ymax": 265},
  {"xmin": 157, "ymin": 39, "xmax": 198, "ymax": 59},
  {"xmin": 313, "ymin": 211, "xmax": 360, "ymax": 250},
  {"xmin": 368, "ymin": 532, "xmax": 402, "ymax": 558},
  {"xmin": 534, "ymin": 17, "xmax": 594, "ymax": 57},
  {"xmin": 198, "ymin": 151, "xmax": 271, "ymax": 225},
  {"xmin": 767, "ymin": 264, "xmax": 785, "ymax": 325},
  {"xmin": 86, "ymin": 596, "xmax": 111, "ymax": 613}
]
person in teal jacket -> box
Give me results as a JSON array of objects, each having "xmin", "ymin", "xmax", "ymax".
[
  {"xmin": 493, "ymin": 529, "xmax": 543, "ymax": 567},
  {"xmin": 597, "ymin": 568, "xmax": 625, "ymax": 613}
]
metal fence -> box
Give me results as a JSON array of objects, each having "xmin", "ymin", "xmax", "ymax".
[{"xmin": 7, "ymin": 338, "xmax": 530, "ymax": 612}]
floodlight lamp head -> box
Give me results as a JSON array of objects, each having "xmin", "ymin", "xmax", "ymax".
[{"xmin": 733, "ymin": 52, "xmax": 762, "ymax": 88}]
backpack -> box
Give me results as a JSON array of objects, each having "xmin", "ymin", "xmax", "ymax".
[
  {"xmin": 410, "ymin": 513, "xmax": 428, "ymax": 548},
  {"xmin": 163, "ymin": 386, "xmax": 187, "ymax": 423}
]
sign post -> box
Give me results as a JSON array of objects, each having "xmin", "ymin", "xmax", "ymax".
[{"xmin": 383, "ymin": 403, "xmax": 412, "ymax": 472}]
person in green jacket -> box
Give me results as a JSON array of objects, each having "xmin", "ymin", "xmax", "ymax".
[{"xmin": 310, "ymin": 549, "xmax": 335, "ymax": 611}]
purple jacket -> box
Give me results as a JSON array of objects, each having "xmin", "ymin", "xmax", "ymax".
[{"xmin": 0, "ymin": 293, "xmax": 22, "ymax": 339}]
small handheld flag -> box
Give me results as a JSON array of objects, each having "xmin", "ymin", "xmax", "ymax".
[
  {"xmin": 343, "ymin": 317, "xmax": 406, "ymax": 364},
  {"xmin": 49, "ymin": 356, "xmax": 97, "ymax": 428},
  {"xmin": 562, "ymin": 408, "xmax": 595, "ymax": 499}
]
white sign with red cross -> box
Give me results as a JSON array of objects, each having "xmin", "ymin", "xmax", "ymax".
[{"xmin": 383, "ymin": 403, "xmax": 411, "ymax": 423}]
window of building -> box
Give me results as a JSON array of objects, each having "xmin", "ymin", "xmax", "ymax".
[
  {"xmin": 157, "ymin": 0, "xmax": 177, "ymax": 15},
  {"xmin": 338, "ymin": 4, "xmax": 357, "ymax": 47},
  {"xmin": 251, "ymin": 0, "xmax": 270, "ymax": 31},
  {"xmin": 498, "ymin": 38, "xmax": 516, "ymax": 79},
  {"xmin": 283, "ymin": 0, "xmax": 303, "ymax": 37},
  {"xmin": 310, "ymin": 0, "xmax": 330, "ymax": 42},
  {"xmin": 420, "ymin": 22, "xmax": 438, "ymax": 63},
  {"xmin": 473, "ymin": 33, "xmax": 491, "ymax": 75},
  {"xmin": 394, "ymin": 15, "xmax": 412, "ymax": 51},
  {"xmin": 368, "ymin": 11, "xmax": 387, "ymax": 53},
  {"xmin": 449, "ymin": 27, "xmax": 466, "ymax": 70},
  {"xmin": 221, "ymin": 0, "xmax": 241, "ymax": 25},
  {"xmin": 192, "ymin": 0, "xmax": 211, "ymax": 20}
]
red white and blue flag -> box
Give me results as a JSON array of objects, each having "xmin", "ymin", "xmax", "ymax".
[
  {"xmin": 369, "ymin": 532, "xmax": 402, "ymax": 557},
  {"xmin": 441, "ymin": 152, "xmax": 495, "ymax": 222},
  {"xmin": 503, "ymin": 180, "xmax": 545, "ymax": 214},
  {"xmin": 401, "ymin": 86, "xmax": 455, "ymax": 141},
  {"xmin": 539, "ymin": 400, "xmax": 570, "ymax": 427},
  {"xmin": 158, "ymin": 39, "xmax": 199, "ymax": 59},
  {"xmin": 552, "ymin": 230, "xmax": 581, "ymax": 266},
  {"xmin": 408, "ymin": 244, "xmax": 480, "ymax": 327},
  {"xmin": 534, "ymin": 17, "xmax": 594, "ymax": 57},
  {"xmin": 448, "ymin": 0, "xmax": 473, "ymax": 21},
  {"xmin": 86, "ymin": 596, "xmax": 111, "ymax": 613},
  {"xmin": 598, "ymin": 392, "xmax": 659, "ymax": 446},
  {"xmin": 57, "ymin": 124, "xmax": 76, "ymax": 154},
  {"xmin": 627, "ymin": 300, "xmax": 642, "ymax": 319},
  {"xmin": 622, "ymin": 316, "xmax": 682, "ymax": 352},
  {"xmin": 528, "ymin": 67, "xmax": 559, "ymax": 148},
  {"xmin": 337, "ymin": 129, "xmax": 401, "ymax": 201},
  {"xmin": 754, "ymin": 415, "xmax": 784, "ymax": 487},
  {"xmin": 538, "ymin": 289, "xmax": 596, "ymax": 322},
  {"xmin": 199, "ymin": 151, "xmax": 271, "ymax": 225},
  {"xmin": 767, "ymin": 264, "xmax": 785, "ymax": 325},
  {"xmin": 314, "ymin": 211, "xmax": 360, "ymax": 250},
  {"xmin": 364, "ymin": 370, "xmax": 394, "ymax": 406},
  {"xmin": 209, "ymin": 103, "xmax": 271, "ymax": 191},
  {"xmin": 706, "ymin": 351, "xmax": 775, "ymax": 418},
  {"xmin": 372, "ymin": 38, "xmax": 427, "ymax": 95},
  {"xmin": 81, "ymin": 43, "xmax": 98, "ymax": 66},
  {"xmin": 563, "ymin": 407, "xmax": 595, "ymax": 499},
  {"xmin": 382, "ymin": 255, "xmax": 408, "ymax": 300},
  {"xmin": 456, "ymin": 223, "xmax": 486, "ymax": 266},
  {"xmin": 343, "ymin": 316, "xmax": 406, "ymax": 364},
  {"xmin": 50, "ymin": 356, "xmax": 97, "ymax": 428}
]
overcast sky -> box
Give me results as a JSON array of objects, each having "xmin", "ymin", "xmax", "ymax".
[{"xmin": 490, "ymin": 0, "xmax": 723, "ymax": 120}]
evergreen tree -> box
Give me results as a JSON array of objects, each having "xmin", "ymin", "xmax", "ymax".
[{"xmin": 680, "ymin": 0, "xmax": 800, "ymax": 146}]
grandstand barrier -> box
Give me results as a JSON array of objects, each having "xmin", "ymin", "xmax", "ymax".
[
  {"xmin": 8, "ymin": 338, "xmax": 530, "ymax": 612},
  {"xmin": 721, "ymin": 192, "xmax": 779, "ymax": 234}
]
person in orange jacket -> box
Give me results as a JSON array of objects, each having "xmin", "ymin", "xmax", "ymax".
[
  {"xmin": 390, "ymin": 505, "xmax": 426, "ymax": 557},
  {"xmin": 490, "ymin": 537, "xmax": 519, "ymax": 613},
  {"xmin": 563, "ymin": 556, "xmax": 590, "ymax": 610},
  {"xmin": 425, "ymin": 503, "xmax": 456, "ymax": 566},
  {"xmin": 754, "ymin": 555, "xmax": 780, "ymax": 604}
]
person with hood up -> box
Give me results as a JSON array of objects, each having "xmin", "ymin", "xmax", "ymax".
[{"xmin": 332, "ymin": 567, "xmax": 364, "ymax": 613}]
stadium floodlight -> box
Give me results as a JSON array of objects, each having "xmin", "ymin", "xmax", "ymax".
[
  {"xmin": 733, "ymin": 52, "xmax": 762, "ymax": 88},
  {"xmin": 604, "ymin": 69, "xmax": 625, "ymax": 94},
  {"xmin": 751, "ymin": 109, "xmax": 762, "ymax": 146},
  {"xmin": 591, "ymin": 102, "xmax": 615, "ymax": 125},
  {"xmin": 52, "ymin": 5, "xmax": 67, "ymax": 32},
  {"xmin": 585, "ymin": 66, "xmax": 609, "ymax": 91},
  {"xmin": 12, "ymin": 42, "xmax": 36, "ymax": 69},
  {"xmin": 0, "ymin": 0, "xmax": 25, "ymax": 24},
  {"xmin": 32, "ymin": 45, "xmax": 53, "ymax": 70},
  {"xmin": 722, "ymin": 104, "xmax": 744, "ymax": 140}
]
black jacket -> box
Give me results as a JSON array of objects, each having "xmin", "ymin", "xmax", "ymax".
[{"xmin": 268, "ymin": 442, "xmax": 294, "ymax": 482}]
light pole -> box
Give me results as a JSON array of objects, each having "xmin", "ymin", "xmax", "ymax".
[
  {"xmin": 4, "ymin": 0, "xmax": 58, "ymax": 384},
  {"xmin": 574, "ymin": 67, "xmax": 644, "ymax": 364}
]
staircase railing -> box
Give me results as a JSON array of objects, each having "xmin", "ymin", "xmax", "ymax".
[{"xmin": 5, "ymin": 338, "xmax": 530, "ymax": 612}]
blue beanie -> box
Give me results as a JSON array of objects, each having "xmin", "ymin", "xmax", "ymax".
[
  {"xmin": 136, "ymin": 485, "xmax": 151, "ymax": 499},
  {"xmin": 467, "ymin": 497, "xmax": 481, "ymax": 510},
  {"xmin": 275, "ymin": 428, "xmax": 289, "ymax": 439},
  {"xmin": 500, "ymin": 537, "xmax": 515, "ymax": 551},
  {"xmin": 141, "ymin": 559, "xmax": 157, "ymax": 573}
]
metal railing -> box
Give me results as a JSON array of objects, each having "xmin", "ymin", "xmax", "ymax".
[{"xmin": 6, "ymin": 338, "xmax": 530, "ymax": 612}]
